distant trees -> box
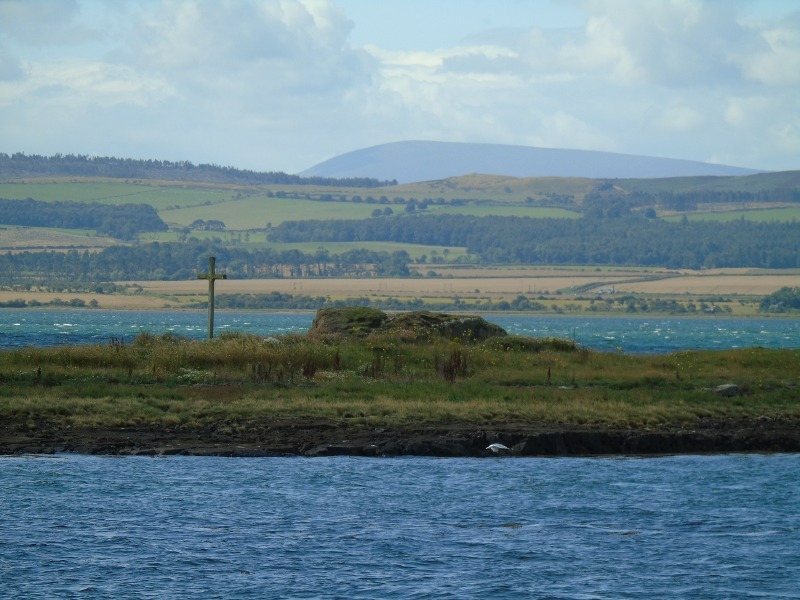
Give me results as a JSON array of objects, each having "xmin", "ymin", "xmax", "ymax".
[
  {"xmin": 190, "ymin": 219, "xmax": 226, "ymax": 231},
  {"xmin": 269, "ymin": 214, "xmax": 800, "ymax": 270},
  {"xmin": 580, "ymin": 187, "xmax": 800, "ymax": 216},
  {"xmin": 0, "ymin": 241, "xmax": 414, "ymax": 283},
  {"xmin": 760, "ymin": 287, "xmax": 800, "ymax": 312},
  {"xmin": 0, "ymin": 152, "xmax": 395, "ymax": 188},
  {"xmin": 0, "ymin": 198, "xmax": 168, "ymax": 239}
]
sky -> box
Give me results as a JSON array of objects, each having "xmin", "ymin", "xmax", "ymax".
[{"xmin": 0, "ymin": 0, "xmax": 798, "ymax": 174}]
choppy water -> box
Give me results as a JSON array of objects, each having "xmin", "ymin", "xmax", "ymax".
[
  {"xmin": 1, "ymin": 454, "xmax": 798, "ymax": 598},
  {"xmin": 1, "ymin": 309, "xmax": 798, "ymax": 353}
]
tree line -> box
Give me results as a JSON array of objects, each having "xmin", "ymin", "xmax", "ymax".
[
  {"xmin": 0, "ymin": 241, "xmax": 411, "ymax": 283},
  {"xmin": 582, "ymin": 187, "xmax": 800, "ymax": 215},
  {"xmin": 3, "ymin": 215, "xmax": 799, "ymax": 284},
  {"xmin": 0, "ymin": 152, "xmax": 395, "ymax": 188},
  {"xmin": 0, "ymin": 198, "xmax": 168, "ymax": 240},
  {"xmin": 269, "ymin": 214, "xmax": 800, "ymax": 269}
]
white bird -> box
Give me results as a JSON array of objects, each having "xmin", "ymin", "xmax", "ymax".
[{"xmin": 486, "ymin": 443, "xmax": 510, "ymax": 453}]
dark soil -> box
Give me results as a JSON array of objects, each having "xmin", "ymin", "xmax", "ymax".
[{"xmin": 2, "ymin": 417, "xmax": 798, "ymax": 457}]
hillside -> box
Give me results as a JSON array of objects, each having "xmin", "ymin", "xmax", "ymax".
[
  {"xmin": 391, "ymin": 170, "xmax": 800, "ymax": 200},
  {"xmin": 300, "ymin": 141, "xmax": 763, "ymax": 184},
  {"xmin": 1, "ymin": 153, "xmax": 798, "ymax": 287}
]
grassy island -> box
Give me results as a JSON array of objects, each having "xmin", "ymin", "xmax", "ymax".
[{"xmin": 1, "ymin": 309, "xmax": 798, "ymax": 456}]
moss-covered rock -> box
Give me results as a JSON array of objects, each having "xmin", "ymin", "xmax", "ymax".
[
  {"xmin": 308, "ymin": 307, "xmax": 506, "ymax": 341},
  {"xmin": 308, "ymin": 307, "xmax": 388, "ymax": 338},
  {"xmin": 381, "ymin": 311, "xmax": 506, "ymax": 341}
]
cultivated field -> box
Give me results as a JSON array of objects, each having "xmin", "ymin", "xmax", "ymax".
[
  {"xmin": 0, "ymin": 180, "xmax": 237, "ymax": 210},
  {"xmin": 122, "ymin": 267, "xmax": 798, "ymax": 306},
  {"xmin": 131, "ymin": 275, "xmax": 614, "ymax": 299},
  {"xmin": 613, "ymin": 273, "xmax": 800, "ymax": 295},
  {"xmin": 0, "ymin": 290, "xmax": 168, "ymax": 309},
  {"xmin": 0, "ymin": 226, "xmax": 119, "ymax": 251},
  {"xmin": 2, "ymin": 267, "xmax": 795, "ymax": 312},
  {"xmin": 4, "ymin": 177, "xmax": 799, "ymax": 237},
  {"xmin": 160, "ymin": 195, "xmax": 382, "ymax": 229}
]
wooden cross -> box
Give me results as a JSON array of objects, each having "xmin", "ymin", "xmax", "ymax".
[{"xmin": 197, "ymin": 256, "xmax": 227, "ymax": 339}]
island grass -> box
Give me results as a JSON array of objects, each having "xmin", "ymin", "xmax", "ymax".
[{"xmin": 1, "ymin": 332, "xmax": 798, "ymax": 431}]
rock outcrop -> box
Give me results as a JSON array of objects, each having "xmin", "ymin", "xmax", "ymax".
[
  {"xmin": 308, "ymin": 307, "xmax": 507, "ymax": 341},
  {"xmin": 308, "ymin": 307, "xmax": 388, "ymax": 338}
]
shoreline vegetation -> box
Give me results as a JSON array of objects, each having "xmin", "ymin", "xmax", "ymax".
[{"xmin": 2, "ymin": 308, "xmax": 798, "ymax": 457}]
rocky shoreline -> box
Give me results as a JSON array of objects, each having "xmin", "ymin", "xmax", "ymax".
[{"xmin": 2, "ymin": 417, "xmax": 798, "ymax": 457}]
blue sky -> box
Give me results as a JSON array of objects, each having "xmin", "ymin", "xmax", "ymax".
[{"xmin": 1, "ymin": 0, "xmax": 798, "ymax": 174}]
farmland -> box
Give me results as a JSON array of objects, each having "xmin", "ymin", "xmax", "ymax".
[
  {"xmin": 0, "ymin": 170, "xmax": 798, "ymax": 316},
  {"xmin": 2, "ymin": 266, "xmax": 794, "ymax": 314},
  {"xmin": 130, "ymin": 267, "xmax": 798, "ymax": 310},
  {"xmin": 0, "ymin": 225, "xmax": 118, "ymax": 252}
]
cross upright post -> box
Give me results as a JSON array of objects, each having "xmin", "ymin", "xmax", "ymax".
[{"xmin": 197, "ymin": 256, "xmax": 227, "ymax": 339}]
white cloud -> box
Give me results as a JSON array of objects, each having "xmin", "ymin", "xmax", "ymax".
[
  {"xmin": 724, "ymin": 96, "xmax": 771, "ymax": 126},
  {"xmin": 0, "ymin": 0, "xmax": 798, "ymax": 172},
  {"xmin": 657, "ymin": 106, "xmax": 704, "ymax": 132},
  {"xmin": 740, "ymin": 17, "xmax": 800, "ymax": 85}
]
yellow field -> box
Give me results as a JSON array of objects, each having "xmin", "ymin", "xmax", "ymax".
[
  {"xmin": 2, "ymin": 267, "xmax": 796, "ymax": 311},
  {"xmin": 132, "ymin": 276, "xmax": 624, "ymax": 299},
  {"xmin": 130, "ymin": 267, "xmax": 798, "ymax": 300},
  {"xmin": 613, "ymin": 274, "xmax": 800, "ymax": 295},
  {"xmin": 0, "ymin": 291, "xmax": 170, "ymax": 309}
]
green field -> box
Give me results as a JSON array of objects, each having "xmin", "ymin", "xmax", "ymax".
[
  {"xmin": 423, "ymin": 204, "xmax": 580, "ymax": 219},
  {"xmin": 390, "ymin": 174, "xmax": 597, "ymax": 201},
  {"xmin": 159, "ymin": 193, "xmax": 581, "ymax": 229},
  {"xmin": 160, "ymin": 195, "xmax": 384, "ymax": 229},
  {"xmin": 0, "ymin": 181, "xmax": 237, "ymax": 210},
  {"xmin": 0, "ymin": 225, "xmax": 118, "ymax": 248},
  {"xmin": 3, "ymin": 174, "xmax": 798, "ymax": 254},
  {"xmin": 1, "ymin": 180, "xmax": 581, "ymax": 231},
  {"xmin": 136, "ymin": 234, "xmax": 470, "ymax": 260}
]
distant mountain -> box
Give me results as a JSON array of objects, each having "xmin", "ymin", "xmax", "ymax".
[{"xmin": 301, "ymin": 141, "xmax": 763, "ymax": 184}]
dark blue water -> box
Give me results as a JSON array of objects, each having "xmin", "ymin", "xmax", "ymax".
[
  {"xmin": 1, "ymin": 309, "xmax": 798, "ymax": 353},
  {"xmin": 2, "ymin": 454, "xmax": 798, "ymax": 598}
]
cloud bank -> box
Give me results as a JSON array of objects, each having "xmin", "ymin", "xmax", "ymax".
[{"xmin": 0, "ymin": 0, "xmax": 797, "ymax": 173}]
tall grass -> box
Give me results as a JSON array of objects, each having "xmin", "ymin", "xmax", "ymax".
[{"xmin": 1, "ymin": 332, "xmax": 798, "ymax": 429}]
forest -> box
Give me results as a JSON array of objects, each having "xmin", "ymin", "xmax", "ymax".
[
  {"xmin": 0, "ymin": 152, "xmax": 394, "ymax": 188},
  {"xmin": 2, "ymin": 208, "xmax": 799, "ymax": 285},
  {"xmin": 577, "ymin": 189, "xmax": 800, "ymax": 217},
  {"xmin": 269, "ymin": 214, "xmax": 800, "ymax": 269},
  {"xmin": 0, "ymin": 198, "xmax": 168, "ymax": 240},
  {"xmin": 0, "ymin": 241, "xmax": 412, "ymax": 283}
]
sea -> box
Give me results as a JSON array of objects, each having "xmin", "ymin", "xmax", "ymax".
[
  {"xmin": 2, "ymin": 310, "xmax": 799, "ymax": 598},
  {"xmin": 1, "ymin": 309, "xmax": 799, "ymax": 353},
  {"xmin": 1, "ymin": 454, "xmax": 799, "ymax": 598}
]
